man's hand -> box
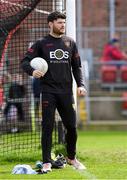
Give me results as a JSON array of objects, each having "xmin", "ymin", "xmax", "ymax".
[
  {"xmin": 32, "ymin": 70, "xmax": 44, "ymax": 78},
  {"xmin": 77, "ymin": 87, "xmax": 87, "ymax": 96}
]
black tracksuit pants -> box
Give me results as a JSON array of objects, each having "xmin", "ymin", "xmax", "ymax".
[{"xmin": 41, "ymin": 93, "xmax": 77, "ymax": 163}]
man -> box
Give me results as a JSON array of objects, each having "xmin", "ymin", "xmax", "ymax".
[
  {"xmin": 4, "ymin": 74, "xmax": 25, "ymax": 122},
  {"xmin": 101, "ymin": 38, "xmax": 127, "ymax": 62},
  {"xmin": 21, "ymin": 11, "xmax": 87, "ymax": 173}
]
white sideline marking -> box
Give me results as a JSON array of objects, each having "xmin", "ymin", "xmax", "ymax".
[
  {"xmin": 77, "ymin": 169, "xmax": 97, "ymax": 180},
  {"xmin": 71, "ymin": 167, "xmax": 98, "ymax": 180}
]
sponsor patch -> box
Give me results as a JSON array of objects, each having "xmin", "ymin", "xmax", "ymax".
[{"xmin": 50, "ymin": 49, "xmax": 69, "ymax": 60}]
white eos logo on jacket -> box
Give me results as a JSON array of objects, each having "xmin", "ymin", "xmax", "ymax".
[{"xmin": 50, "ymin": 49, "xmax": 69, "ymax": 60}]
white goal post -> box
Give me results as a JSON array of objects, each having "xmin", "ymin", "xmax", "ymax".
[{"xmin": 66, "ymin": 0, "xmax": 77, "ymax": 108}]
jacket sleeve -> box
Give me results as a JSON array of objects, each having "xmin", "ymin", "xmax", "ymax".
[
  {"xmin": 20, "ymin": 40, "xmax": 41, "ymax": 76},
  {"xmin": 71, "ymin": 41, "xmax": 85, "ymax": 88},
  {"xmin": 111, "ymin": 47, "xmax": 125, "ymax": 60}
]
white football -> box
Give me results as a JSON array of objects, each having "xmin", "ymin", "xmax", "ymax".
[{"xmin": 30, "ymin": 57, "xmax": 48, "ymax": 75}]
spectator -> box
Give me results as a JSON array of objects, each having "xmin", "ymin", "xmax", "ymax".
[
  {"xmin": 100, "ymin": 38, "xmax": 127, "ymax": 62},
  {"xmin": 2, "ymin": 72, "xmax": 12, "ymax": 103},
  {"xmin": 4, "ymin": 74, "xmax": 25, "ymax": 122},
  {"xmin": 100, "ymin": 36, "xmax": 127, "ymax": 83}
]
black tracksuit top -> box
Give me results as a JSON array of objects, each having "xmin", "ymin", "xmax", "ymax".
[{"xmin": 21, "ymin": 34, "xmax": 85, "ymax": 94}]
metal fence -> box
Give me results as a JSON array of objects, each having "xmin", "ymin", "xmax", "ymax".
[
  {"xmin": 76, "ymin": 0, "xmax": 127, "ymax": 124},
  {"xmin": 79, "ymin": 60, "xmax": 127, "ymax": 124},
  {"xmin": 0, "ymin": 0, "xmax": 66, "ymax": 155}
]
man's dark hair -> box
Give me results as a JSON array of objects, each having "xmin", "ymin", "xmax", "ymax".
[{"xmin": 47, "ymin": 11, "xmax": 66, "ymax": 23}]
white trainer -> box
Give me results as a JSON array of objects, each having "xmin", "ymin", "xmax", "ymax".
[
  {"xmin": 41, "ymin": 163, "xmax": 52, "ymax": 173},
  {"xmin": 67, "ymin": 158, "xmax": 86, "ymax": 170}
]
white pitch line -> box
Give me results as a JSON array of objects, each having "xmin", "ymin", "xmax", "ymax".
[
  {"xmin": 78, "ymin": 170, "xmax": 97, "ymax": 180},
  {"xmin": 0, "ymin": 0, "xmax": 50, "ymax": 14},
  {"xmin": 71, "ymin": 167, "xmax": 98, "ymax": 180}
]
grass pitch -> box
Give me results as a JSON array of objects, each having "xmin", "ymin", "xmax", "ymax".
[{"xmin": 0, "ymin": 131, "xmax": 127, "ymax": 179}]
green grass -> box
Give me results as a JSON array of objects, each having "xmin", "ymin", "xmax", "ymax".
[{"xmin": 1, "ymin": 131, "xmax": 127, "ymax": 179}]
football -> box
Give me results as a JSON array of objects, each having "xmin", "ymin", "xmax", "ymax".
[{"xmin": 30, "ymin": 57, "xmax": 48, "ymax": 75}]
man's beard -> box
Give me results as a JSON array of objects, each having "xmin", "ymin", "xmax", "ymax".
[{"xmin": 53, "ymin": 26, "xmax": 65, "ymax": 35}]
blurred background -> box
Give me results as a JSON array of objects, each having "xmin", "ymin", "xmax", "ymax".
[{"xmin": 76, "ymin": 0, "xmax": 127, "ymax": 130}]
